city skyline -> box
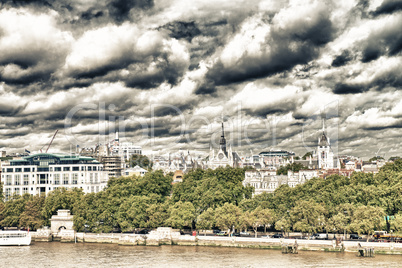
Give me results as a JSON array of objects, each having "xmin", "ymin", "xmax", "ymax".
[{"xmin": 0, "ymin": 0, "xmax": 401, "ymax": 158}]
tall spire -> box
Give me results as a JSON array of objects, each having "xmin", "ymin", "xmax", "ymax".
[
  {"xmin": 220, "ymin": 122, "xmax": 227, "ymax": 156},
  {"xmin": 319, "ymin": 118, "xmax": 329, "ymax": 147},
  {"xmin": 322, "ymin": 118, "xmax": 325, "ymax": 134}
]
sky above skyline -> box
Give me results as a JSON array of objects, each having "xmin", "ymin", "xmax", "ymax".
[{"xmin": 0, "ymin": 0, "xmax": 401, "ymax": 159}]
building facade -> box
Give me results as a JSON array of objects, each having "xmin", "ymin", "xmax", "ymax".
[
  {"xmin": 208, "ymin": 123, "xmax": 242, "ymax": 169},
  {"xmin": 317, "ymin": 125, "xmax": 334, "ymax": 170},
  {"xmin": 243, "ymin": 169, "xmax": 318, "ymax": 196},
  {"xmin": 110, "ymin": 132, "xmax": 142, "ymax": 160},
  {"xmin": 1, "ymin": 153, "xmax": 109, "ymax": 201}
]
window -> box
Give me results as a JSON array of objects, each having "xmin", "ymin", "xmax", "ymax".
[
  {"xmin": 6, "ymin": 168, "xmax": 13, "ymax": 173},
  {"xmin": 15, "ymin": 175, "xmax": 20, "ymax": 185},
  {"xmin": 63, "ymin": 174, "xmax": 69, "ymax": 185},
  {"xmin": 81, "ymin": 166, "xmax": 85, "ymax": 171},
  {"xmin": 55, "ymin": 167, "xmax": 61, "ymax": 172},
  {"xmin": 6, "ymin": 175, "xmax": 12, "ymax": 186},
  {"xmin": 90, "ymin": 173, "xmax": 93, "ymax": 184},
  {"xmin": 88, "ymin": 166, "xmax": 92, "ymax": 171},
  {"xmin": 23, "ymin": 188, "xmax": 29, "ymax": 194},
  {"xmin": 72, "ymin": 173, "xmax": 78, "ymax": 185},
  {"xmin": 73, "ymin": 166, "xmax": 79, "ymax": 171},
  {"xmin": 93, "ymin": 166, "xmax": 97, "ymax": 171},
  {"xmin": 14, "ymin": 188, "xmax": 20, "ymax": 195},
  {"xmin": 94, "ymin": 173, "xmax": 98, "ymax": 183},
  {"xmin": 5, "ymin": 188, "xmax": 11, "ymax": 200},
  {"xmin": 63, "ymin": 167, "xmax": 70, "ymax": 171},
  {"xmin": 24, "ymin": 168, "xmax": 30, "ymax": 172},
  {"xmin": 15, "ymin": 168, "xmax": 22, "ymax": 172},
  {"xmin": 54, "ymin": 174, "xmax": 60, "ymax": 185}
]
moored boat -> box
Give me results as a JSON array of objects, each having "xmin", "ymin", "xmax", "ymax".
[{"xmin": 0, "ymin": 230, "xmax": 31, "ymax": 246}]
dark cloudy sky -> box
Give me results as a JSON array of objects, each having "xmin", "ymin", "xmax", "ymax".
[{"xmin": 0, "ymin": 0, "xmax": 401, "ymax": 159}]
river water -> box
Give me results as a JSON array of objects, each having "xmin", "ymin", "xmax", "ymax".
[{"xmin": 0, "ymin": 242, "xmax": 401, "ymax": 267}]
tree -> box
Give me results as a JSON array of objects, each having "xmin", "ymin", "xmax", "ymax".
[
  {"xmin": 196, "ymin": 208, "xmax": 215, "ymax": 235},
  {"xmin": 254, "ymin": 206, "xmax": 275, "ymax": 233},
  {"xmin": 214, "ymin": 202, "xmax": 242, "ymax": 233},
  {"xmin": 302, "ymin": 152, "xmax": 313, "ymax": 160},
  {"xmin": 0, "ymin": 194, "xmax": 30, "ymax": 227},
  {"xmin": 276, "ymin": 163, "xmax": 308, "ymax": 175},
  {"xmin": 117, "ymin": 195, "xmax": 154, "ymax": 232},
  {"xmin": 240, "ymin": 211, "xmax": 258, "ymax": 237},
  {"xmin": 388, "ymin": 156, "xmax": 400, "ymax": 162},
  {"xmin": 289, "ymin": 200, "xmax": 327, "ymax": 237},
  {"xmin": 167, "ymin": 201, "xmax": 196, "ymax": 231},
  {"xmin": 369, "ymin": 156, "xmax": 384, "ymax": 162},
  {"xmin": 275, "ymin": 217, "xmax": 291, "ymax": 236},
  {"xmin": 390, "ymin": 213, "xmax": 402, "ymax": 233},
  {"xmin": 146, "ymin": 201, "xmax": 170, "ymax": 229},
  {"xmin": 0, "ymin": 182, "xmax": 3, "ymax": 202},
  {"xmin": 350, "ymin": 205, "xmax": 385, "ymax": 241},
  {"xmin": 128, "ymin": 154, "xmax": 152, "ymax": 169},
  {"xmin": 171, "ymin": 167, "xmax": 252, "ymax": 212},
  {"xmin": 327, "ymin": 213, "xmax": 348, "ymax": 236},
  {"xmin": 19, "ymin": 195, "xmax": 45, "ymax": 230},
  {"xmin": 42, "ymin": 188, "xmax": 84, "ymax": 225}
]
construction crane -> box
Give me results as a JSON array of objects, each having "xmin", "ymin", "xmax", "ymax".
[{"xmin": 40, "ymin": 130, "xmax": 58, "ymax": 153}]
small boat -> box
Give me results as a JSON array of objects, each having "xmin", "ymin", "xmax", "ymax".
[{"xmin": 0, "ymin": 230, "xmax": 31, "ymax": 246}]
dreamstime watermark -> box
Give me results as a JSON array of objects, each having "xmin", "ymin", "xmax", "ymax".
[{"xmin": 64, "ymin": 101, "xmax": 339, "ymax": 154}]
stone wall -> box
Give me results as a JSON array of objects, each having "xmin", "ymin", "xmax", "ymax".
[{"xmin": 29, "ymin": 231, "xmax": 402, "ymax": 255}]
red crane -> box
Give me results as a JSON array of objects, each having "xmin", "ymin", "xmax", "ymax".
[{"xmin": 40, "ymin": 130, "xmax": 58, "ymax": 153}]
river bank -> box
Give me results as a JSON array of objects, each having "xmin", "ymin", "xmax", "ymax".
[{"xmin": 30, "ymin": 228, "xmax": 402, "ymax": 255}]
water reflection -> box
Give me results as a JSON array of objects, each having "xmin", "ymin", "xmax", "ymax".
[{"xmin": 0, "ymin": 242, "xmax": 400, "ymax": 267}]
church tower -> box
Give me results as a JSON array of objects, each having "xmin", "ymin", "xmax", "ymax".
[
  {"xmin": 219, "ymin": 123, "xmax": 227, "ymax": 156},
  {"xmin": 317, "ymin": 120, "xmax": 334, "ymax": 169}
]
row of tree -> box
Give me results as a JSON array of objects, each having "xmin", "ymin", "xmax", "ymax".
[{"xmin": 1, "ymin": 160, "xmax": 402, "ymax": 238}]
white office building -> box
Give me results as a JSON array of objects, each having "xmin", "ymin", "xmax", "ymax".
[
  {"xmin": 1, "ymin": 153, "xmax": 109, "ymax": 201},
  {"xmin": 112, "ymin": 142, "xmax": 142, "ymax": 160},
  {"xmin": 110, "ymin": 132, "xmax": 142, "ymax": 161}
]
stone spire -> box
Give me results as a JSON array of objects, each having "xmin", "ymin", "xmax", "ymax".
[{"xmin": 220, "ymin": 122, "xmax": 227, "ymax": 156}]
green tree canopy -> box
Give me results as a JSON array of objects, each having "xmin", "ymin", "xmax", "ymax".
[
  {"xmin": 289, "ymin": 200, "xmax": 327, "ymax": 236},
  {"xmin": 128, "ymin": 154, "xmax": 152, "ymax": 169},
  {"xmin": 196, "ymin": 207, "xmax": 215, "ymax": 235},
  {"xmin": 350, "ymin": 205, "xmax": 385, "ymax": 241},
  {"xmin": 167, "ymin": 201, "xmax": 196, "ymax": 230},
  {"xmin": 276, "ymin": 163, "xmax": 308, "ymax": 175},
  {"xmin": 214, "ymin": 202, "xmax": 242, "ymax": 232}
]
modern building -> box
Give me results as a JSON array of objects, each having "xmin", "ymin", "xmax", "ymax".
[
  {"xmin": 1, "ymin": 153, "xmax": 109, "ymax": 201},
  {"xmin": 99, "ymin": 156, "xmax": 123, "ymax": 178},
  {"xmin": 110, "ymin": 132, "xmax": 142, "ymax": 160}
]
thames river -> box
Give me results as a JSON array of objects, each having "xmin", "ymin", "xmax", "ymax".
[{"xmin": 1, "ymin": 242, "xmax": 401, "ymax": 267}]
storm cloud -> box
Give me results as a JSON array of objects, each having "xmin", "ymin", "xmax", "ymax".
[{"xmin": 0, "ymin": 0, "xmax": 401, "ymax": 159}]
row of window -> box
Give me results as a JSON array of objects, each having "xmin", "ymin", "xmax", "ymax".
[
  {"xmin": 2, "ymin": 173, "xmax": 101, "ymax": 185},
  {"xmin": 2, "ymin": 165, "xmax": 103, "ymax": 173},
  {"xmin": 4, "ymin": 185, "xmax": 102, "ymax": 200}
]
